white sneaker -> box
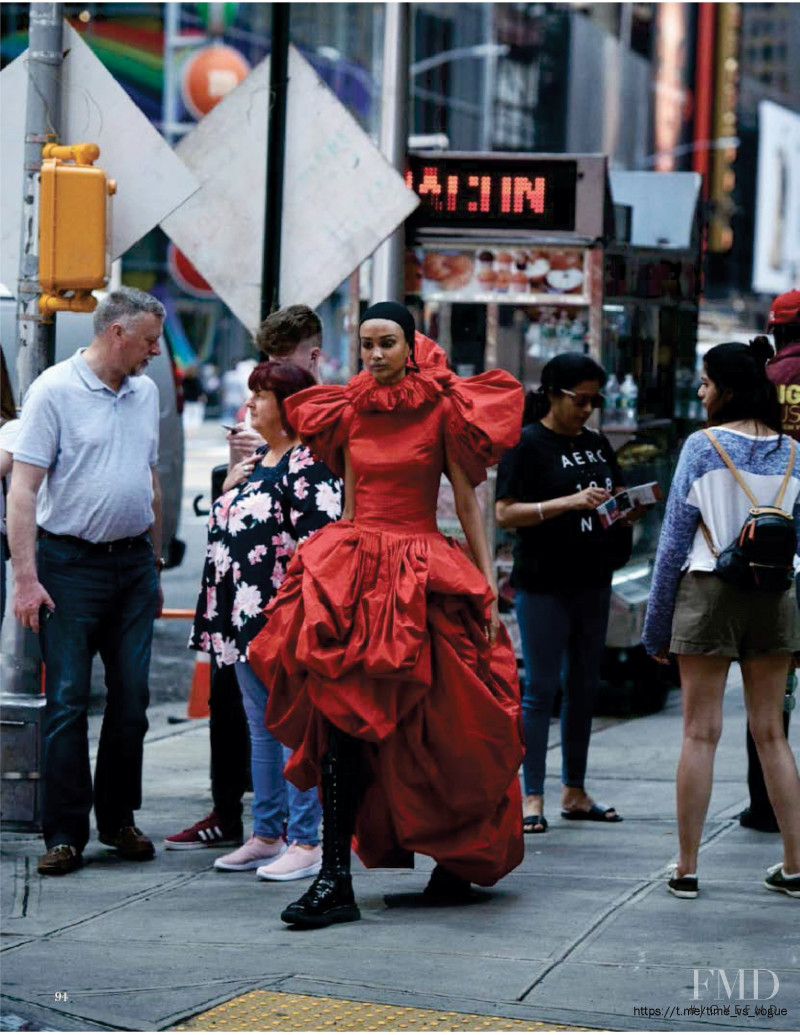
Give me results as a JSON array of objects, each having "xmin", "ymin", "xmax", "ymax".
[
  {"xmin": 256, "ymin": 841, "xmax": 322, "ymax": 881},
  {"xmin": 214, "ymin": 836, "xmax": 285, "ymax": 871}
]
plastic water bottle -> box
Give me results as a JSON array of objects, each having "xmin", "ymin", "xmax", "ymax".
[
  {"xmin": 570, "ymin": 316, "xmax": 586, "ymax": 349},
  {"xmin": 603, "ymin": 373, "xmax": 620, "ymax": 426},
  {"xmin": 525, "ymin": 321, "xmax": 541, "ymax": 358},
  {"xmin": 555, "ymin": 311, "xmax": 571, "ymax": 352},
  {"xmin": 673, "ymin": 366, "xmax": 691, "ymax": 418},
  {"xmin": 620, "ymin": 373, "xmax": 638, "ymax": 428},
  {"xmin": 540, "ymin": 309, "xmax": 556, "ymax": 360},
  {"xmin": 688, "ymin": 364, "xmax": 703, "ymax": 421}
]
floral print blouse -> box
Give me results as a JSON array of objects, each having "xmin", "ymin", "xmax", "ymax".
[{"xmin": 190, "ymin": 443, "xmax": 342, "ymax": 666}]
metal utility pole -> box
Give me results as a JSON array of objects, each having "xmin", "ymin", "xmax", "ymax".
[
  {"xmin": 261, "ymin": 2, "xmax": 290, "ymax": 319},
  {"xmin": 3, "ymin": 4, "xmax": 63, "ymax": 697},
  {"xmin": 0, "ymin": 4, "xmax": 64, "ymax": 831},
  {"xmin": 370, "ymin": 2, "xmax": 409, "ymax": 304},
  {"xmin": 161, "ymin": 1, "xmax": 182, "ymax": 146},
  {"xmin": 16, "ymin": 3, "xmax": 63, "ymax": 397}
]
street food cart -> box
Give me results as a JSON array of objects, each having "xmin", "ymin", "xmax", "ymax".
[
  {"xmin": 403, "ymin": 156, "xmax": 701, "ymax": 712},
  {"xmin": 403, "ymin": 152, "xmax": 613, "ymax": 658},
  {"xmin": 404, "ymin": 151, "xmax": 611, "ymax": 378}
]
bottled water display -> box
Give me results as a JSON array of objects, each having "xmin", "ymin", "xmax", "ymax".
[
  {"xmin": 603, "ymin": 373, "xmax": 620, "ymax": 425},
  {"xmin": 619, "ymin": 373, "xmax": 639, "ymax": 428}
]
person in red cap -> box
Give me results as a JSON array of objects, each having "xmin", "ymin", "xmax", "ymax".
[
  {"xmin": 741, "ymin": 288, "xmax": 800, "ymax": 832},
  {"xmin": 766, "ymin": 290, "xmax": 800, "ymax": 439}
]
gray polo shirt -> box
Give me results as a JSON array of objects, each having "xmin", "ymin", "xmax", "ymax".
[{"xmin": 14, "ymin": 350, "xmax": 159, "ymax": 542}]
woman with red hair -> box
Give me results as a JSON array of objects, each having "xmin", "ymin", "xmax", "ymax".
[{"xmin": 189, "ymin": 361, "xmax": 342, "ymax": 880}]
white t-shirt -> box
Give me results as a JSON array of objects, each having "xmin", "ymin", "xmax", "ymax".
[{"xmin": 0, "ymin": 418, "xmax": 21, "ymax": 533}]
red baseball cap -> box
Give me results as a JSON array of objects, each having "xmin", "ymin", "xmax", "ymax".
[{"xmin": 767, "ymin": 289, "xmax": 800, "ymax": 330}]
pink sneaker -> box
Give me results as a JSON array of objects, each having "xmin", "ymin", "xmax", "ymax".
[
  {"xmin": 256, "ymin": 841, "xmax": 322, "ymax": 881},
  {"xmin": 214, "ymin": 836, "xmax": 285, "ymax": 872}
]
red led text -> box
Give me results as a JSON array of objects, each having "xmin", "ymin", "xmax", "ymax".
[{"xmin": 411, "ymin": 167, "xmax": 547, "ymax": 216}]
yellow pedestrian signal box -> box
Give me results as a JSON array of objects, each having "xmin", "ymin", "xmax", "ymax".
[{"xmin": 38, "ymin": 143, "xmax": 116, "ymax": 315}]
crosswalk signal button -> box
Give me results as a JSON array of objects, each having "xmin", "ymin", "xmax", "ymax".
[{"xmin": 38, "ymin": 142, "xmax": 116, "ymax": 313}]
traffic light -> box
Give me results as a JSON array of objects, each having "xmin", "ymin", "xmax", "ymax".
[{"xmin": 38, "ymin": 142, "xmax": 116, "ymax": 315}]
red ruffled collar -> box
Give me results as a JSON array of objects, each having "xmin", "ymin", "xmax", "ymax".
[{"xmin": 346, "ymin": 367, "xmax": 450, "ymax": 413}]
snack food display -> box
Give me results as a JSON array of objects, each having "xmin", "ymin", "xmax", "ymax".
[
  {"xmin": 416, "ymin": 246, "xmax": 587, "ymax": 300},
  {"xmin": 527, "ymin": 251, "xmax": 551, "ymax": 288},
  {"xmin": 545, "ymin": 250, "xmax": 585, "ymax": 294},
  {"xmin": 421, "ymin": 251, "xmax": 474, "ymax": 290},
  {"xmin": 405, "ymin": 250, "xmax": 423, "ymax": 294}
]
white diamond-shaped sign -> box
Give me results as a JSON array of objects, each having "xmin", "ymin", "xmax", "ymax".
[
  {"xmin": 161, "ymin": 45, "xmax": 419, "ymax": 332},
  {"xmin": 0, "ymin": 22, "xmax": 200, "ymax": 294}
]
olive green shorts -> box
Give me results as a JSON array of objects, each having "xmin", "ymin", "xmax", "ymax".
[{"xmin": 670, "ymin": 571, "xmax": 800, "ymax": 658}]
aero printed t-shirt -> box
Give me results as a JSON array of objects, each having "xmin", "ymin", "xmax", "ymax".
[{"xmin": 496, "ymin": 422, "xmax": 625, "ymax": 592}]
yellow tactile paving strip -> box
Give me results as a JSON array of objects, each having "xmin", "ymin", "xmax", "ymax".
[{"xmin": 171, "ymin": 990, "xmax": 588, "ymax": 1031}]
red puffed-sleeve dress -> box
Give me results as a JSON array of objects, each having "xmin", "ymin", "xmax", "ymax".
[{"xmin": 248, "ymin": 335, "xmax": 525, "ymax": 886}]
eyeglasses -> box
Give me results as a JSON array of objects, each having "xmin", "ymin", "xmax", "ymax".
[{"xmin": 560, "ymin": 388, "xmax": 605, "ymax": 409}]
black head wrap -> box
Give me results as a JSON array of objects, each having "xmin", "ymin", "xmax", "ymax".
[{"xmin": 360, "ymin": 302, "xmax": 416, "ymax": 357}]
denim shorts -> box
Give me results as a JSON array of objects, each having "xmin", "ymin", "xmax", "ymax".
[{"xmin": 670, "ymin": 571, "xmax": 800, "ymax": 658}]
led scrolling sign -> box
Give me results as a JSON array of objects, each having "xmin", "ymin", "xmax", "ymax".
[{"xmin": 406, "ymin": 155, "xmax": 579, "ymax": 232}]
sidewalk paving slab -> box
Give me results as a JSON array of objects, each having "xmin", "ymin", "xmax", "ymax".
[{"xmin": 2, "ymin": 669, "xmax": 799, "ymax": 1033}]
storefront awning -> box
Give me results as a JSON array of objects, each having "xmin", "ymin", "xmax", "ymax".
[{"xmin": 609, "ymin": 171, "xmax": 701, "ymax": 250}]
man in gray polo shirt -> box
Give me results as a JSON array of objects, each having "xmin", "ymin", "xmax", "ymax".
[{"xmin": 8, "ymin": 287, "xmax": 165, "ymax": 876}]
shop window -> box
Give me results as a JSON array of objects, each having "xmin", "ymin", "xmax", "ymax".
[{"xmin": 412, "ymin": 10, "xmax": 454, "ymax": 137}]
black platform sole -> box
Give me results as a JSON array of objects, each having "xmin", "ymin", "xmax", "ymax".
[{"xmin": 281, "ymin": 903, "xmax": 361, "ymax": 928}]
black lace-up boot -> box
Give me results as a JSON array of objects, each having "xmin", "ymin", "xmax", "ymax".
[{"xmin": 280, "ymin": 728, "xmax": 361, "ymax": 928}]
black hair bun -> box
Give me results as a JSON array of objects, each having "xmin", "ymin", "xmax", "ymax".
[{"xmin": 747, "ymin": 335, "xmax": 774, "ymax": 370}]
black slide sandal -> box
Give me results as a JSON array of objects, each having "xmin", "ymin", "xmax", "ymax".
[{"xmin": 561, "ymin": 804, "xmax": 622, "ymax": 822}]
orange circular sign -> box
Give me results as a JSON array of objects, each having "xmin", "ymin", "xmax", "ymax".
[{"xmin": 180, "ymin": 44, "xmax": 250, "ymax": 120}]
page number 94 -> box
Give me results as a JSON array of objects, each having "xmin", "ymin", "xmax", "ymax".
[{"xmin": 54, "ymin": 992, "xmax": 69, "ymax": 1002}]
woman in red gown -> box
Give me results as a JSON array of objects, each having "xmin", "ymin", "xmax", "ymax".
[{"xmin": 249, "ymin": 302, "xmax": 525, "ymax": 927}]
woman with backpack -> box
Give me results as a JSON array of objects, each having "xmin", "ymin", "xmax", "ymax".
[{"xmin": 643, "ymin": 340, "xmax": 800, "ymax": 899}]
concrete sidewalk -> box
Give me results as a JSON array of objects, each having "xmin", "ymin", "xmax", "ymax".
[{"xmin": 1, "ymin": 669, "xmax": 798, "ymax": 1033}]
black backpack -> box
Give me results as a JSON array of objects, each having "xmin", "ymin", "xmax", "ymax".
[{"xmin": 699, "ymin": 429, "xmax": 798, "ymax": 593}]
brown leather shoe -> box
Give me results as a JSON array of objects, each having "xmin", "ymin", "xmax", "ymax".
[
  {"xmin": 98, "ymin": 826, "xmax": 155, "ymax": 861},
  {"xmin": 38, "ymin": 844, "xmax": 83, "ymax": 876}
]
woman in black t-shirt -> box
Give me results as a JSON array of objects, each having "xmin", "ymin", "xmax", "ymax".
[{"xmin": 496, "ymin": 353, "xmax": 628, "ymax": 835}]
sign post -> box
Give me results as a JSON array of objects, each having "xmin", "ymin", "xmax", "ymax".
[
  {"xmin": 261, "ymin": 4, "xmax": 290, "ymax": 319},
  {"xmin": 15, "ymin": 3, "xmax": 63, "ymax": 397},
  {"xmin": 370, "ymin": 2, "xmax": 410, "ymax": 303},
  {"xmin": 1, "ymin": 2, "xmax": 63, "ymax": 832}
]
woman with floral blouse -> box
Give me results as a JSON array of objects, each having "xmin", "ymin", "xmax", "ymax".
[{"xmin": 189, "ymin": 361, "xmax": 342, "ymax": 880}]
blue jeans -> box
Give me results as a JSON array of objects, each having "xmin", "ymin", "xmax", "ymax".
[
  {"xmin": 38, "ymin": 536, "xmax": 158, "ymax": 851},
  {"xmin": 234, "ymin": 661, "xmax": 320, "ymax": 844},
  {"xmin": 515, "ymin": 585, "xmax": 611, "ymax": 797}
]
